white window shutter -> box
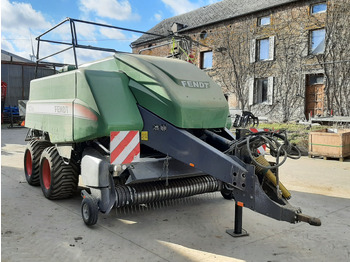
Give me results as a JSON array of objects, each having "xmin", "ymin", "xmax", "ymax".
[
  {"xmin": 269, "ymin": 36, "xmax": 275, "ymax": 60},
  {"xmin": 248, "ymin": 78, "xmax": 255, "ymax": 106},
  {"xmin": 267, "ymin": 76, "xmax": 274, "ymax": 105},
  {"xmin": 250, "ymin": 39, "xmax": 256, "ymax": 63}
]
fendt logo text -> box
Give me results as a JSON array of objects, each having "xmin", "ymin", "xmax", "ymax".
[{"xmin": 181, "ymin": 80, "xmax": 210, "ymax": 89}]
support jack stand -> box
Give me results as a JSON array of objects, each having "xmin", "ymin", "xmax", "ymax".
[{"xmin": 226, "ymin": 201, "xmax": 249, "ymax": 237}]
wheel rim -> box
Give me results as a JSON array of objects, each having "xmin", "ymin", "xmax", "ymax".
[
  {"xmin": 82, "ymin": 202, "xmax": 90, "ymax": 221},
  {"xmin": 42, "ymin": 159, "xmax": 51, "ymax": 189},
  {"xmin": 25, "ymin": 150, "xmax": 33, "ymax": 176}
]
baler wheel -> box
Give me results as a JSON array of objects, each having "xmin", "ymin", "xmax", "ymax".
[
  {"xmin": 39, "ymin": 146, "xmax": 79, "ymax": 200},
  {"xmin": 24, "ymin": 140, "xmax": 52, "ymax": 186},
  {"xmin": 81, "ymin": 195, "xmax": 98, "ymax": 226}
]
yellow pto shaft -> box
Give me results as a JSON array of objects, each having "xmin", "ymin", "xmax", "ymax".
[{"xmin": 254, "ymin": 155, "xmax": 291, "ymax": 200}]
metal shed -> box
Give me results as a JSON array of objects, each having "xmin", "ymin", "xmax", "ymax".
[{"xmin": 1, "ymin": 50, "xmax": 55, "ymax": 107}]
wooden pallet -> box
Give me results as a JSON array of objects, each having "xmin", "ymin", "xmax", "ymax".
[
  {"xmin": 309, "ymin": 129, "xmax": 350, "ymax": 162},
  {"xmin": 308, "ymin": 153, "xmax": 348, "ymax": 162}
]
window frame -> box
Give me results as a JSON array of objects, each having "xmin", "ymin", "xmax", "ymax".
[
  {"xmin": 200, "ymin": 30, "xmax": 208, "ymax": 40},
  {"xmin": 307, "ymin": 74, "xmax": 325, "ymax": 86},
  {"xmin": 257, "ymin": 38, "xmax": 270, "ymax": 61},
  {"xmin": 311, "ymin": 2, "xmax": 327, "ymax": 14},
  {"xmin": 250, "ymin": 36, "xmax": 275, "ymax": 63},
  {"xmin": 200, "ymin": 50, "xmax": 213, "ymax": 69},
  {"xmin": 258, "ymin": 16, "xmax": 271, "ymax": 26},
  {"xmin": 309, "ymin": 28, "xmax": 326, "ymax": 55},
  {"xmin": 254, "ymin": 78, "xmax": 268, "ymax": 104},
  {"xmin": 248, "ymin": 77, "xmax": 274, "ymax": 106}
]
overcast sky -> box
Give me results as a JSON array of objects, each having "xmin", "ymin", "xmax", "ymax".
[{"xmin": 1, "ymin": 0, "xmax": 220, "ymax": 65}]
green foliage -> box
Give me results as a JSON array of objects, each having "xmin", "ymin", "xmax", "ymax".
[{"xmin": 257, "ymin": 123, "xmax": 329, "ymax": 148}]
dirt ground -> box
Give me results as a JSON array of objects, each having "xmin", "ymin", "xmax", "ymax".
[{"xmin": 1, "ymin": 127, "xmax": 350, "ymax": 262}]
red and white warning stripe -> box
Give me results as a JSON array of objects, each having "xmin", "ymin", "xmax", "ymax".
[
  {"xmin": 250, "ymin": 128, "xmax": 269, "ymax": 155},
  {"xmin": 110, "ymin": 131, "xmax": 140, "ymax": 165}
]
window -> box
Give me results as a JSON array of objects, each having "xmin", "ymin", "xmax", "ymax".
[
  {"xmin": 258, "ymin": 38, "xmax": 269, "ymax": 60},
  {"xmin": 200, "ymin": 30, "xmax": 208, "ymax": 39},
  {"xmin": 310, "ymin": 28, "xmax": 325, "ymax": 54},
  {"xmin": 200, "ymin": 51, "xmax": 213, "ymax": 69},
  {"xmin": 311, "ymin": 3, "xmax": 327, "ymax": 14},
  {"xmin": 258, "ymin": 16, "xmax": 270, "ymax": 26},
  {"xmin": 254, "ymin": 78, "xmax": 268, "ymax": 104},
  {"xmin": 248, "ymin": 77, "xmax": 274, "ymax": 105},
  {"xmin": 250, "ymin": 36, "xmax": 275, "ymax": 63},
  {"xmin": 308, "ymin": 74, "xmax": 324, "ymax": 85}
]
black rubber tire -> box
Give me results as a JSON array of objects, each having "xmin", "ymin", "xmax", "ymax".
[
  {"xmin": 221, "ymin": 184, "xmax": 234, "ymax": 200},
  {"xmin": 24, "ymin": 140, "xmax": 52, "ymax": 186},
  {"xmin": 39, "ymin": 146, "xmax": 79, "ymax": 200},
  {"xmin": 81, "ymin": 195, "xmax": 99, "ymax": 226}
]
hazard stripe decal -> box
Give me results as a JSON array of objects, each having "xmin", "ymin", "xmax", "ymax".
[{"xmin": 110, "ymin": 131, "xmax": 140, "ymax": 165}]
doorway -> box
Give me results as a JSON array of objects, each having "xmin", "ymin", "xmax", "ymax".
[{"xmin": 305, "ymin": 74, "xmax": 325, "ymax": 119}]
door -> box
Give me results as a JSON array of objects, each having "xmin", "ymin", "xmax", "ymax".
[{"xmin": 305, "ymin": 74, "xmax": 325, "ymax": 119}]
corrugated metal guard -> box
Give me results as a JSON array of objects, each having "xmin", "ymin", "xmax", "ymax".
[{"xmin": 1, "ymin": 63, "xmax": 54, "ymax": 106}]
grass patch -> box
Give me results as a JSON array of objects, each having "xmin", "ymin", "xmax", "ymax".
[{"xmin": 257, "ymin": 123, "xmax": 329, "ymax": 149}]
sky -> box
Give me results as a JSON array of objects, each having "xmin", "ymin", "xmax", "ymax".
[{"xmin": 1, "ymin": 0, "xmax": 220, "ymax": 65}]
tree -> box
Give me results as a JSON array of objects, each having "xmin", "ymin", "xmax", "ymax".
[
  {"xmin": 269, "ymin": 5, "xmax": 309, "ymax": 122},
  {"xmin": 210, "ymin": 20, "xmax": 255, "ymax": 110},
  {"xmin": 316, "ymin": 0, "xmax": 350, "ymax": 116}
]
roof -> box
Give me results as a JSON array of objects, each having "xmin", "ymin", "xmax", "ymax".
[
  {"xmin": 1, "ymin": 49, "xmax": 33, "ymax": 63},
  {"xmin": 131, "ymin": 0, "xmax": 299, "ymax": 47}
]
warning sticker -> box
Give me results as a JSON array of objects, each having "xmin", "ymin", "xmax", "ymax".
[{"xmin": 141, "ymin": 131, "xmax": 148, "ymax": 141}]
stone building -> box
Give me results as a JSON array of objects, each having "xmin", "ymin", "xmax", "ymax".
[{"xmin": 131, "ymin": 0, "xmax": 350, "ymax": 122}]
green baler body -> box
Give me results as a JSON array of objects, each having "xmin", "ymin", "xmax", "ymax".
[{"xmin": 25, "ymin": 53, "xmax": 229, "ymax": 143}]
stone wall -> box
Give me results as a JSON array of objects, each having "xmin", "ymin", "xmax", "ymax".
[{"xmin": 132, "ymin": 0, "xmax": 349, "ymax": 121}]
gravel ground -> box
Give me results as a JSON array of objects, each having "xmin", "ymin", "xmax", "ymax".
[{"xmin": 1, "ymin": 126, "xmax": 350, "ymax": 262}]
